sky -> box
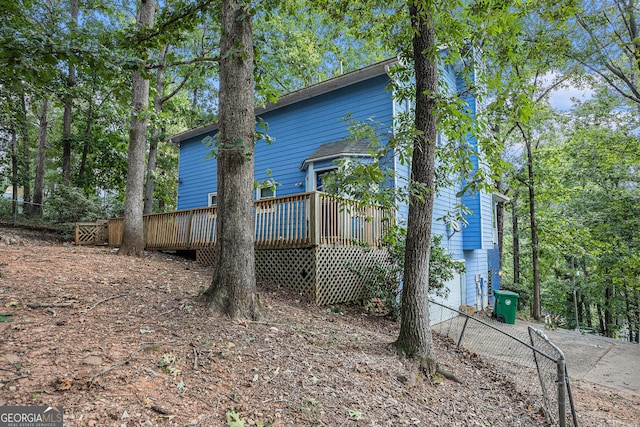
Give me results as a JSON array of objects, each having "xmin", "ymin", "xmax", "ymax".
[
  {"xmin": 543, "ymin": 71, "xmax": 595, "ymax": 111},
  {"xmin": 549, "ymin": 84, "xmax": 595, "ymax": 111}
]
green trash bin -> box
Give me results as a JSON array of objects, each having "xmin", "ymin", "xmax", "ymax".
[{"xmin": 493, "ymin": 290, "xmax": 518, "ymax": 324}]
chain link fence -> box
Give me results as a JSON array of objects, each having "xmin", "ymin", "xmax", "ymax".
[{"xmin": 429, "ymin": 300, "xmax": 578, "ymax": 427}]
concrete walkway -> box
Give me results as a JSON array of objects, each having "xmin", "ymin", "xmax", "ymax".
[{"xmin": 513, "ymin": 320, "xmax": 640, "ymax": 395}]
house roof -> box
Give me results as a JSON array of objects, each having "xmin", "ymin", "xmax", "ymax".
[
  {"xmin": 170, "ymin": 57, "xmax": 398, "ymax": 144},
  {"xmin": 300, "ymin": 138, "xmax": 372, "ymax": 170}
]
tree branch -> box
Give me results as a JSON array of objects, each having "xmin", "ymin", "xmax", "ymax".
[
  {"xmin": 146, "ymin": 56, "xmax": 218, "ymax": 70},
  {"xmin": 565, "ymin": 52, "xmax": 640, "ymax": 104},
  {"xmin": 135, "ymin": 0, "xmax": 216, "ymax": 44},
  {"xmin": 162, "ymin": 72, "xmax": 192, "ymax": 104}
]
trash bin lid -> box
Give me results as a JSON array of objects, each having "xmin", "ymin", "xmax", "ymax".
[{"xmin": 494, "ymin": 290, "xmax": 519, "ymax": 298}]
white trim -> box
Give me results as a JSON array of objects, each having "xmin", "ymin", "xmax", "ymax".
[
  {"xmin": 492, "ymin": 192, "xmax": 509, "ymax": 203},
  {"xmin": 307, "ymin": 162, "xmax": 315, "ymax": 191},
  {"xmin": 480, "ymin": 191, "xmax": 487, "ymax": 250},
  {"xmin": 492, "ymin": 198, "xmax": 499, "ymax": 244}
]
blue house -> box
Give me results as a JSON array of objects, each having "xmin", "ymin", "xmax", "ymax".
[{"xmin": 170, "ymin": 58, "xmax": 505, "ymax": 310}]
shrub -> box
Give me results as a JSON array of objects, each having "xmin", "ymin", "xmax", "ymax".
[
  {"xmin": 362, "ymin": 226, "xmax": 465, "ymax": 319},
  {"xmin": 44, "ymin": 185, "xmax": 104, "ymax": 224}
]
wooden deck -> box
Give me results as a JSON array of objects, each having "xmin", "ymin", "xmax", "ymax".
[{"xmin": 76, "ymin": 191, "xmax": 393, "ymax": 249}]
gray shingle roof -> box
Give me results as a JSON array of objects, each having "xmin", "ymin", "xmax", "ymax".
[{"xmin": 301, "ymin": 139, "xmax": 372, "ymax": 170}]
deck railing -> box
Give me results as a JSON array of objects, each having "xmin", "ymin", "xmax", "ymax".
[{"xmin": 100, "ymin": 191, "xmax": 393, "ymax": 249}]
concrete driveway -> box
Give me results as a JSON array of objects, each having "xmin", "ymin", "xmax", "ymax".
[{"xmin": 513, "ymin": 320, "xmax": 640, "ymax": 395}]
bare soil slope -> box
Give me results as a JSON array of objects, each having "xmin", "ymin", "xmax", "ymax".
[{"xmin": 0, "ymin": 227, "xmax": 637, "ymax": 426}]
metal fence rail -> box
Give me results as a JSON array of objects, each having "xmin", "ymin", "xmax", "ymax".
[{"xmin": 429, "ymin": 300, "xmax": 578, "ymax": 427}]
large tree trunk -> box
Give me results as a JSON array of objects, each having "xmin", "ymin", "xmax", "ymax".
[
  {"xmin": 525, "ymin": 139, "xmax": 541, "ymax": 320},
  {"xmin": 395, "ymin": 0, "xmax": 438, "ymax": 375},
  {"xmin": 511, "ymin": 192, "xmax": 520, "ymax": 286},
  {"xmin": 204, "ymin": 0, "xmax": 260, "ymax": 320},
  {"xmin": 119, "ymin": 0, "xmax": 155, "ymax": 256},
  {"xmin": 144, "ymin": 44, "xmax": 168, "ymax": 215},
  {"xmin": 20, "ymin": 93, "xmax": 31, "ymax": 215},
  {"xmin": 61, "ymin": 0, "xmax": 79, "ymax": 183},
  {"xmin": 33, "ymin": 99, "xmax": 48, "ymax": 217}
]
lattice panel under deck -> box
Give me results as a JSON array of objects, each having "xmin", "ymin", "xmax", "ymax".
[
  {"xmin": 315, "ymin": 246, "xmax": 391, "ymax": 306},
  {"xmin": 255, "ymin": 248, "xmax": 316, "ymax": 301},
  {"xmin": 197, "ymin": 246, "xmax": 389, "ymax": 306},
  {"xmin": 197, "ymin": 247, "xmax": 316, "ymax": 301},
  {"xmin": 196, "ymin": 248, "xmax": 216, "ymax": 266}
]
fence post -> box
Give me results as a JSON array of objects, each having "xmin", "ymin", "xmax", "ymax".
[
  {"xmin": 457, "ymin": 316, "xmax": 470, "ymax": 349},
  {"xmin": 557, "ymin": 355, "xmax": 567, "ymax": 427},
  {"xmin": 309, "ymin": 192, "xmax": 320, "ymax": 245}
]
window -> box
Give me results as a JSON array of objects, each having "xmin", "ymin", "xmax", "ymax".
[
  {"xmin": 208, "ymin": 192, "xmax": 217, "ymax": 207},
  {"xmin": 257, "ymin": 186, "xmax": 276, "ymax": 200},
  {"xmin": 315, "ymin": 169, "xmax": 338, "ymax": 192}
]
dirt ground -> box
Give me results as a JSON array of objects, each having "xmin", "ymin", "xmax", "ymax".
[{"xmin": 0, "ymin": 226, "xmax": 638, "ymax": 426}]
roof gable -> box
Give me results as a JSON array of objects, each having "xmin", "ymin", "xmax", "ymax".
[{"xmin": 170, "ymin": 58, "xmax": 397, "ymax": 143}]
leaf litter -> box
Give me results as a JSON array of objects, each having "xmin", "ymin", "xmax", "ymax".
[{"xmin": 0, "ymin": 226, "xmax": 638, "ymax": 426}]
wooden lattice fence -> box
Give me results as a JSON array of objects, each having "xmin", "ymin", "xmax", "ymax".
[{"xmin": 75, "ymin": 221, "xmax": 108, "ymax": 245}]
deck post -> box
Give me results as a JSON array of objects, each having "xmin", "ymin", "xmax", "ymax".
[
  {"xmin": 310, "ymin": 192, "xmax": 320, "ymax": 245},
  {"xmin": 186, "ymin": 210, "xmax": 194, "ymax": 248}
]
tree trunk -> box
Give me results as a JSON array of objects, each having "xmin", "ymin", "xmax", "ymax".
[
  {"xmin": 597, "ymin": 304, "xmax": 606, "ymax": 336},
  {"xmin": 77, "ymin": 80, "xmax": 94, "ymax": 186},
  {"xmin": 61, "ymin": 0, "xmax": 79, "ymax": 183},
  {"xmin": 10, "ymin": 127, "xmax": 18, "ymax": 219},
  {"xmin": 525, "ymin": 139, "xmax": 541, "ymax": 320},
  {"xmin": 204, "ymin": 0, "xmax": 260, "ymax": 320},
  {"xmin": 624, "ymin": 287, "xmax": 634, "ymax": 342},
  {"xmin": 634, "ymin": 289, "xmax": 640, "ymax": 343},
  {"xmin": 144, "ymin": 44, "xmax": 168, "ymax": 215},
  {"xmin": 605, "ymin": 285, "xmax": 613, "ymax": 338},
  {"xmin": 511, "ymin": 192, "xmax": 520, "ymax": 286},
  {"xmin": 581, "ymin": 293, "xmax": 593, "ymax": 328},
  {"xmin": 496, "ymin": 182, "xmax": 505, "ymax": 268},
  {"xmin": 581, "ymin": 261, "xmax": 593, "ymax": 327},
  {"xmin": 119, "ymin": 0, "xmax": 155, "ymax": 256},
  {"xmin": 395, "ymin": 0, "xmax": 438, "ymax": 376},
  {"xmin": 33, "ymin": 99, "xmax": 48, "ymax": 217},
  {"xmin": 20, "ymin": 93, "xmax": 31, "ymax": 215}
]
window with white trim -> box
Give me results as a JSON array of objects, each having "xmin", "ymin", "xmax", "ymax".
[
  {"xmin": 257, "ymin": 186, "xmax": 276, "ymax": 200},
  {"xmin": 208, "ymin": 192, "xmax": 217, "ymax": 207}
]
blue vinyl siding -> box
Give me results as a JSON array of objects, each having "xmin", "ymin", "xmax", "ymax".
[
  {"xmin": 462, "ymin": 192, "xmax": 482, "ymax": 250},
  {"xmin": 177, "ymin": 136, "xmax": 217, "ymax": 209},
  {"xmin": 178, "ymin": 74, "xmax": 393, "ymax": 210},
  {"xmin": 432, "ymin": 185, "xmax": 464, "ymax": 259},
  {"xmin": 463, "ymin": 249, "xmax": 489, "ymax": 307}
]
